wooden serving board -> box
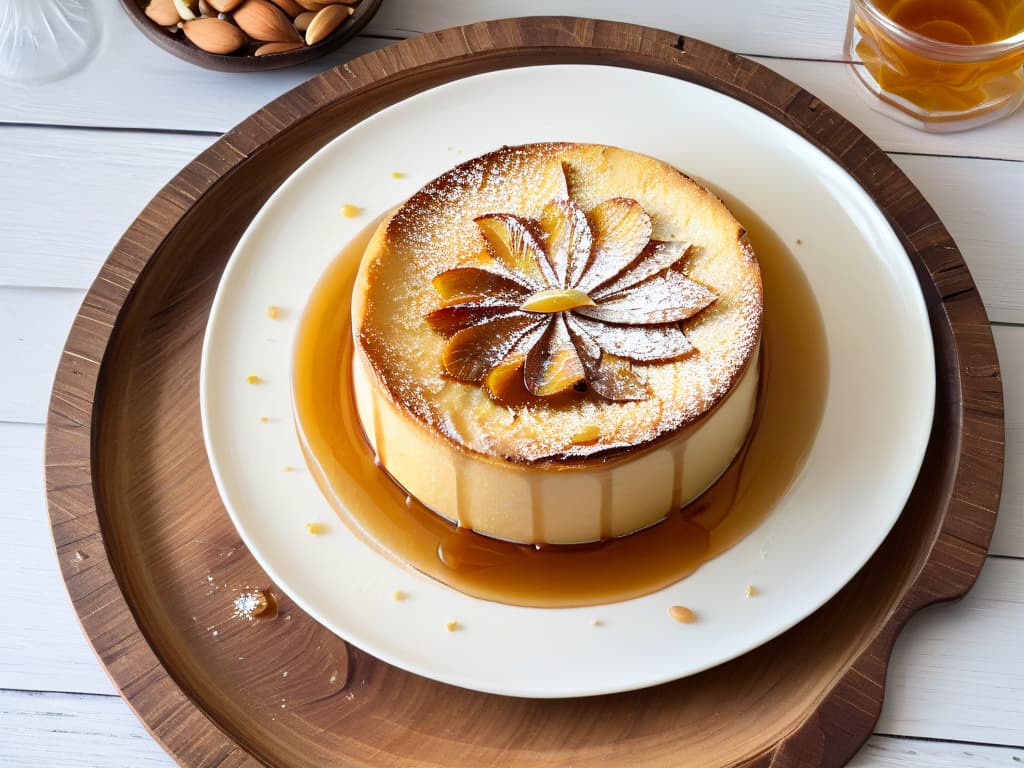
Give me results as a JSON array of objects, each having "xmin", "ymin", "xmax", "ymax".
[{"xmin": 46, "ymin": 17, "xmax": 1004, "ymax": 768}]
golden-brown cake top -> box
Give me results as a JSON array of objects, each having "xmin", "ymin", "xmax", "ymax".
[{"xmin": 352, "ymin": 143, "xmax": 762, "ymax": 463}]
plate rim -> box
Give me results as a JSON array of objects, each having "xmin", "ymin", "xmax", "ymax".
[{"xmin": 45, "ymin": 18, "xmax": 1003, "ymax": 768}]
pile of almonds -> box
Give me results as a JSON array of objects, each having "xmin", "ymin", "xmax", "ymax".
[{"xmin": 143, "ymin": 0, "xmax": 360, "ymax": 56}]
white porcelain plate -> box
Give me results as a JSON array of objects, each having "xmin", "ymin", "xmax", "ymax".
[{"xmin": 201, "ymin": 65, "xmax": 935, "ymax": 698}]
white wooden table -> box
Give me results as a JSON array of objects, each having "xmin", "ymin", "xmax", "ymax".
[{"xmin": 1, "ymin": 2, "xmax": 1021, "ymax": 766}]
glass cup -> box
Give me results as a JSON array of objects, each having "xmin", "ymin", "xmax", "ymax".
[
  {"xmin": 0, "ymin": 0, "xmax": 100, "ymax": 85},
  {"xmin": 845, "ymin": 0, "xmax": 1024, "ymax": 132}
]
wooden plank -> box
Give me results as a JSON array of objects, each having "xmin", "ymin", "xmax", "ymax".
[
  {"xmin": 0, "ymin": 288, "xmax": 84, "ymax": 423},
  {"xmin": 878, "ymin": 557, "xmax": 1024, "ymax": 746},
  {"xmin": 852, "ymin": 737, "xmax": 1024, "ymax": 766},
  {"xmin": 365, "ymin": 0, "xmax": 852, "ymax": 60},
  {"xmin": 0, "ymin": 423, "xmax": 117, "ymax": 696},
  {"xmin": 0, "ymin": 691, "xmax": 173, "ymax": 768},
  {"xmin": 891, "ymin": 158, "xmax": 1024, "ymax": 326},
  {"xmin": 0, "ymin": 127, "xmax": 211, "ymax": 289},
  {"xmin": 0, "ymin": 689, "xmax": 1020, "ymax": 768},
  {"xmin": 992, "ymin": 326, "xmax": 1024, "ymax": 560},
  {"xmin": 2, "ymin": 1, "xmax": 1023, "ymax": 164},
  {"xmin": 3, "ymin": 127, "xmax": 1023, "ymax": 324}
]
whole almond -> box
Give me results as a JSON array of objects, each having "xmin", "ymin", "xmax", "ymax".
[
  {"xmin": 233, "ymin": 0, "xmax": 302, "ymax": 42},
  {"xmin": 254, "ymin": 40, "xmax": 304, "ymax": 55},
  {"xmin": 293, "ymin": 11, "xmax": 315, "ymax": 31},
  {"xmin": 267, "ymin": 0, "xmax": 306, "ymax": 16},
  {"xmin": 206, "ymin": 0, "xmax": 245, "ymax": 9},
  {"xmin": 145, "ymin": 0, "xmax": 180, "ymax": 26},
  {"xmin": 305, "ymin": 4, "xmax": 352, "ymax": 45},
  {"xmin": 183, "ymin": 17, "xmax": 247, "ymax": 53}
]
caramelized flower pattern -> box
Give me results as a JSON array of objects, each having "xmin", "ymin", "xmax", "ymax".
[{"xmin": 425, "ymin": 165, "xmax": 717, "ymax": 401}]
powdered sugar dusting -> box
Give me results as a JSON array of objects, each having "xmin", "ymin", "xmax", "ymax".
[{"xmin": 356, "ymin": 143, "xmax": 763, "ymax": 462}]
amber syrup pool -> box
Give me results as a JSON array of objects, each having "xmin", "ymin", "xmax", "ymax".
[{"xmin": 292, "ymin": 198, "xmax": 828, "ymax": 608}]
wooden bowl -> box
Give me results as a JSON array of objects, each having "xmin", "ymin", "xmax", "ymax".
[{"xmin": 119, "ymin": 0, "xmax": 383, "ymax": 72}]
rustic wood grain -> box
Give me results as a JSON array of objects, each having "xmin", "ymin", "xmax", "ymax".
[{"xmin": 45, "ymin": 17, "xmax": 1003, "ymax": 768}]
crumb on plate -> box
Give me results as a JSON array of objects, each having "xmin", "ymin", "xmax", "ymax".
[{"xmin": 668, "ymin": 605, "xmax": 696, "ymax": 624}]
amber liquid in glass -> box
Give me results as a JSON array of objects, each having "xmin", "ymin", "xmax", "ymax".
[
  {"xmin": 855, "ymin": 0, "xmax": 1024, "ymax": 114},
  {"xmin": 293, "ymin": 198, "xmax": 829, "ymax": 608}
]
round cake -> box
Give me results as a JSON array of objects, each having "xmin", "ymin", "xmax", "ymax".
[{"xmin": 351, "ymin": 143, "xmax": 762, "ymax": 544}]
